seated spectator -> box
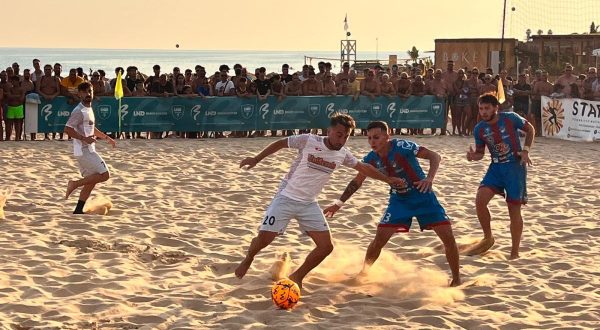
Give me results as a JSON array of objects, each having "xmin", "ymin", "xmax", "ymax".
[
  {"xmin": 302, "ymin": 70, "xmax": 322, "ymax": 95},
  {"xmin": 411, "ymin": 75, "xmax": 426, "ymax": 96},
  {"xmin": 361, "ymin": 70, "xmax": 380, "ymax": 100},
  {"xmin": 322, "ymin": 73, "xmax": 337, "ymax": 96},
  {"xmin": 396, "ymin": 72, "xmax": 412, "ymax": 99},
  {"xmin": 380, "ymin": 73, "xmax": 395, "ymax": 98},
  {"xmin": 337, "ymin": 77, "xmax": 351, "ymax": 96}
]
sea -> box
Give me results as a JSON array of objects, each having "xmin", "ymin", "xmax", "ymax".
[{"xmin": 0, "ymin": 48, "xmax": 387, "ymax": 78}]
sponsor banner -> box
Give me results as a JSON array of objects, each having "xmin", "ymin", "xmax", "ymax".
[
  {"xmin": 37, "ymin": 95, "xmax": 445, "ymax": 133},
  {"xmin": 541, "ymin": 96, "xmax": 600, "ymax": 142}
]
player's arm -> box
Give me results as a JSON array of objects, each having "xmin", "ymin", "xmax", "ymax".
[
  {"xmin": 415, "ymin": 148, "xmax": 440, "ymax": 192},
  {"xmin": 240, "ymin": 138, "xmax": 288, "ymax": 169},
  {"xmin": 520, "ymin": 121, "xmax": 535, "ymax": 166},
  {"xmin": 466, "ymin": 144, "xmax": 485, "ymax": 161},
  {"xmin": 64, "ymin": 126, "xmax": 94, "ymax": 144},
  {"xmin": 323, "ymin": 173, "xmax": 367, "ymax": 218},
  {"xmin": 94, "ymin": 127, "xmax": 116, "ymax": 148}
]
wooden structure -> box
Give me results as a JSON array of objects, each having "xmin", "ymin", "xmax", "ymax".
[{"xmin": 434, "ymin": 38, "xmax": 518, "ymax": 74}]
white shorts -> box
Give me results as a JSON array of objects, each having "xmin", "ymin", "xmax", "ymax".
[
  {"xmin": 259, "ymin": 194, "xmax": 329, "ymax": 234},
  {"xmin": 76, "ymin": 148, "xmax": 109, "ymax": 177}
]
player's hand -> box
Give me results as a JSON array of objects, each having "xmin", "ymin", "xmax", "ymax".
[
  {"xmin": 519, "ymin": 151, "xmax": 533, "ymax": 166},
  {"xmin": 83, "ymin": 136, "xmax": 96, "ymax": 144},
  {"xmin": 414, "ymin": 177, "xmax": 433, "ymax": 193},
  {"xmin": 107, "ymin": 137, "xmax": 117, "ymax": 148},
  {"xmin": 387, "ymin": 177, "xmax": 407, "ymax": 188},
  {"xmin": 466, "ymin": 144, "xmax": 476, "ymax": 161},
  {"xmin": 240, "ymin": 157, "xmax": 258, "ymax": 170},
  {"xmin": 323, "ymin": 204, "xmax": 340, "ymax": 218}
]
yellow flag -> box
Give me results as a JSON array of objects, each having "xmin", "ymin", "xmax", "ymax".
[
  {"xmin": 497, "ymin": 78, "xmax": 506, "ymax": 104},
  {"xmin": 114, "ymin": 70, "xmax": 124, "ymax": 100}
]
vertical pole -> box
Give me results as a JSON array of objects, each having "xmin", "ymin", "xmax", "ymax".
[{"xmin": 500, "ymin": 0, "xmax": 507, "ymax": 71}]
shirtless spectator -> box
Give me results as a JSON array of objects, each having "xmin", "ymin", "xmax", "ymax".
[
  {"xmin": 479, "ymin": 74, "xmax": 497, "ymax": 95},
  {"xmin": 37, "ymin": 64, "xmax": 61, "ymax": 101},
  {"xmin": 361, "ymin": 70, "xmax": 380, "ymax": 100},
  {"xmin": 236, "ymin": 77, "xmax": 253, "ymax": 98},
  {"xmin": 6, "ymin": 76, "xmax": 25, "ymax": 141},
  {"xmin": 11, "ymin": 63, "xmax": 22, "ymax": 81},
  {"xmin": 302, "ymin": 70, "xmax": 322, "ymax": 95},
  {"xmin": 150, "ymin": 74, "xmax": 175, "ymax": 97},
  {"xmin": 21, "ymin": 70, "xmax": 35, "ymax": 94},
  {"xmin": 271, "ymin": 74, "xmax": 285, "ymax": 101},
  {"xmin": 336, "ymin": 62, "xmax": 351, "ymax": 85},
  {"xmin": 380, "ymin": 74, "xmax": 395, "ymax": 98},
  {"xmin": 76, "ymin": 67, "xmax": 88, "ymax": 81},
  {"xmin": 231, "ymin": 64, "xmax": 243, "ymax": 87},
  {"xmin": 324, "ymin": 62, "xmax": 336, "ymax": 81},
  {"xmin": 575, "ymin": 74, "xmax": 586, "ymax": 98},
  {"xmin": 209, "ymin": 71, "xmax": 221, "ymax": 94},
  {"xmin": 125, "ymin": 66, "xmax": 140, "ymax": 92},
  {"xmin": 389, "ymin": 64, "xmax": 401, "ymax": 86},
  {"xmin": 337, "ymin": 77, "xmax": 351, "ymax": 96},
  {"xmin": 0, "ymin": 75, "xmax": 4, "ymax": 141},
  {"xmin": 532, "ymin": 71, "xmax": 554, "ymax": 136},
  {"xmin": 191, "ymin": 66, "xmax": 211, "ymax": 97},
  {"xmin": 555, "ymin": 64, "xmax": 577, "ymax": 96},
  {"xmin": 322, "ymin": 73, "xmax": 337, "ymax": 96},
  {"xmin": 315, "ymin": 61, "xmax": 326, "ymax": 81},
  {"xmin": 410, "ymin": 75, "xmax": 426, "ymax": 96},
  {"xmin": 61, "ymin": 68, "xmax": 85, "ymax": 104},
  {"xmin": 452, "ymin": 69, "xmax": 468, "ymax": 135},
  {"xmin": 396, "ymin": 72, "xmax": 412, "ymax": 100},
  {"xmin": 90, "ymin": 71, "xmax": 107, "ymax": 98},
  {"xmin": 285, "ymin": 72, "xmax": 302, "ymax": 96},
  {"xmin": 427, "ymin": 69, "xmax": 448, "ymax": 135},
  {"xmin": 132, "ymin": 82, "xmax": 146, "ymax": 96},
  {"xmin": 53, "ymin": 63, "xmax": 63, "ymax": 80},
  {"xmin": 98, "ymin": 70, "xmax": 109, "ymax": 92},
  {"xmin": 214, "ymin": 72, "xmax": 235, "ymax": 97},
  {"xmin": 513, "ymin": 73, "xmax": 532, "ymax": 121}
]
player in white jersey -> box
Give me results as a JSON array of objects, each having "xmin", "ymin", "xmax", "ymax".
[
  {"xmin": 234, "ymin": 114, "xmax": 406, "ymax": 288},
  {"xmin": 64, "ymin": 82, "xmax": 116, "ymax": 214}
]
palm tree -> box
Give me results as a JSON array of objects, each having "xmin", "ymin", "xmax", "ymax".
[
  {"xmin": 407, "ymin": 46, "xmax": 419, "ymax": 63},
  {"xmin": 537, "ymin": 29, "xmax": 543, "ymax": 36}
]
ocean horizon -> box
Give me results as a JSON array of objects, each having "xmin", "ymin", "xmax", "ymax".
[{"xmin": 0, "ymin": 47, "xmax": 413, "ymax": 79}]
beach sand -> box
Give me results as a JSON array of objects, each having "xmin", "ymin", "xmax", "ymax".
[{"xmin": 0, "ymin": 135, "xmax": 598, "ymax": 329}]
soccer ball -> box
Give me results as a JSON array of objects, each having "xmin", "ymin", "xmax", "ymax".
[{"xmin": 271, "ymin": 278, "xmax": 301, "ymax": 309}]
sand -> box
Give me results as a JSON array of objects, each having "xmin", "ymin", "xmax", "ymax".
[{"xmin": 0, "ymin": 135, "xmax": 598, "ymax": 329}]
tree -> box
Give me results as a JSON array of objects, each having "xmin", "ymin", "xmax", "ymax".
[
  {"xmin": 537, "ymin": 29, "xmax": 543, "ymax": 36},
  {"xmin": 591, "ymin": 22, "xmax": 598, "ymax": 33},
  {"xmin": 407, "ymin": 46, "xmax": 419, "ymax": 63}
]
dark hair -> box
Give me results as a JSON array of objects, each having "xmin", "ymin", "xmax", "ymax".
[
  {"xmin": 233, "ymin": 63, "xmax": 242, "ymax": 69},
  {"xmin": 366, "ymin": 121, "xmax": 389, "ymax": 132},
  {"xmin": 153, "ymin": 64, "xmax": 161, "ymax": 70},
  {"xmin": 44, "ymin": 64, "xmax": 52, "ymax": 69},
  {"xmin": 115, "ymin": 67, "xmax": 124, "ymax": 74},
  {"xmin": 54, "ymin": 62, "xmax": 62, "ymax": 68},
  {"xmin": 282, "ymin": 63, "xmax": 289, "ymax": 69},
  {"xmin": 478, "ymin": 93, "xmax": 500, "ymax": 107},
  {"xmin": 78, "ymin": 81, "xmax": 92, "ymax": 91},
  {"xmin": 98, "ymin": 69, "xmax": 106, "ymax": 76},
  {"xmin": 330, "ymin": 113, "xmax": 356, "ymax": 129}
]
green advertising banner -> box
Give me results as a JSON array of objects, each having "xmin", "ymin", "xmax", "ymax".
[{"xmin": 37, "ymin": 95, "xmax": 445, "ymax": 133}]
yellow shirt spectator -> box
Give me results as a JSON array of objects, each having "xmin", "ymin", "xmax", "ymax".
[{"xmin": 61, "ymin": 76, "xmax": 85, "ymax": 94}]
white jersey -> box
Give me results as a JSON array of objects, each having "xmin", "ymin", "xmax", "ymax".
[
  {"xmin": 65, "ymin": 103, "xmax": 96, "ymax": 157},
  {"xmin": 278, "ymin": 134, "xmax": 358, "ymax": 202}
]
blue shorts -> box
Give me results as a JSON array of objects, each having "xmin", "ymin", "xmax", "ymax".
[
  {"xmin": 480, "ymin": 162, "xmax": 527, "ymax": 204},
  {"xmin": 379, "ymin": 192, "xmax": 450, "ymax": 232}
]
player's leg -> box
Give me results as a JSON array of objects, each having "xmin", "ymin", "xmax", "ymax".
[
  {"xmin": 504, "ymin": 162, "xmax": 527, "ymax": 259},
  {"xmin": 235, "ymin": 230, "xmax": 278, "ymax": 279},
  {"xmin": 507, "ymin": 203, "xmax": 523, "ymax": 259},
  {"xmin": 361, "ymin": 226, "xmax": 397, "ymax": 273},
  {"xmin": 465, "ymin": 185, "xmax": 498, "ymax": 256},
  {"xmin": 235, "ymin": 194, "xmax": 292, "ymax": 279},
  {"xmin": 288, "ymin": 230, "xmax": 333, "ymax": 289},
  {"xmin": 431, "ymin": 223, "xmax": 461, "ymax": 286}
]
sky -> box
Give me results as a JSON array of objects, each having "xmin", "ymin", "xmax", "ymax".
[{"xmin": 2, "ymin": 0, "xmax": 594, "ymax": 53}]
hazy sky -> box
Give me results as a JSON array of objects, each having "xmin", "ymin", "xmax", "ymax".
[{"xmin": 3, "ymin": 0, "xmax": 594, "ymax": 54}]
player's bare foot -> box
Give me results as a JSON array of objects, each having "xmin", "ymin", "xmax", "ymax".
[
  {"xmin": 465, "ymin": 237, "xmax": 495, "ymax": 256},
  {"xmin": 234, "ymin": 258, "xmax": 253, "ymax": 279},
  {"xmin": 288, "ymin": 274, "xmax": 302, "ymax": 290},
  {"xmin": 450, "ymin": 278, "xmax": 462, "ymax": 287},
  {"xmin": 269, "ymin": 252, "xmax": 291, "ymax": 281},
  {"xmin": 509, "ymin": 252, "xmax": 520, "ymax": 260},
  {"xmin": 65, "ymin": 180, "xmax": 77, "ymax": 200}
]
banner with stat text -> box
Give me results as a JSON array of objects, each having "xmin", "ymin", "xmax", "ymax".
[
  {"xmin": 541, "ymin": 96, "xmax": 600, "ymax": 142},
  {"xmin": 36, "ymin": 95, "xmax": 445, "ymax": 133}
]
